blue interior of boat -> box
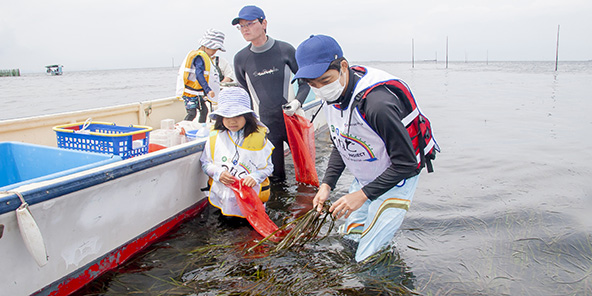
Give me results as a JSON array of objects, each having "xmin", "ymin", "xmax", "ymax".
[{"xmin": 0, "ymin": 141, "xmax": 122, "ymax": 191}]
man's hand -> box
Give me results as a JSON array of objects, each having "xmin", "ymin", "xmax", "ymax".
[
  {"xmin": 282, "ymin": 100, "xmax": 301, "ymax": 116},
  {"xmin": 329, "ymin": 190, "xmax": 368, "ymax": 220},
  {"xmin": 313, "ymin": 183, "xmax": 332, "ymax": 212}
]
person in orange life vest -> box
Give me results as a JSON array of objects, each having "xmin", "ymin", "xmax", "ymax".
[
  {"xmin": 293, "ymin": 35, "xmax": 439, "ymax": 262},
  {"xmin": 177, "ymin": 29, "xmax": 225, "ymax": 122},
  {"xmin": 200, "ymin": 87, "xmax": 274, "ymax": 218}
]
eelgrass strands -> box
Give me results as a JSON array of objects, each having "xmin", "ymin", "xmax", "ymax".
[{"xmin": 247, "ymin": 203, "xmax": 335, "ymax": 253}]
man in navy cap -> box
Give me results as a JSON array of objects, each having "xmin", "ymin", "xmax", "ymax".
[
  {"xmin": 231, "ymin": 5, "xmax": 310, "ymax": 182},
  {"xmin": 293, "ymin": 35, "xmax": 439, "ymax": 262}
]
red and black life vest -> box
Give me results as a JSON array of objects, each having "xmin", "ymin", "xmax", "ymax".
[{"xmin": 352, "ymin": 66, "xmax": 440, "ymax": 172}]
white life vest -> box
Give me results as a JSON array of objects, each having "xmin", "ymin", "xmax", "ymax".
[
  {"xmin": 351, "ymin": 66, "xmax": 440, "ymax": 172},
  {"xmin": 324, "ymin": 67, "xmax": 414, "ymax": 186},
  {"xmin": 325, "ymin": 102, "xmax": 391, "ymax": 187},
  {"xmin": 207, "ymin": 128, "xmax": 273, "ymax": 217}
]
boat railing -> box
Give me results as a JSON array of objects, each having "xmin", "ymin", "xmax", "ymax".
[{"xmin": 0, "ymin": 97, "xmax": 185, "ymax": 147}]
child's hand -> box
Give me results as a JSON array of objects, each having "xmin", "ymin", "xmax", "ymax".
[
  {"xmin": 219, "ymin": 171, "xmax": 234, "ymax": 185},
  {"xmin": 241, "ymin": 176, "xmax": 257, "ymax": 188}
]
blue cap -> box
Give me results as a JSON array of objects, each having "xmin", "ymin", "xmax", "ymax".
[
  {"xmin": 292, "ymin": 35, "xmax": 343, "ymax": 83},
  {"xmin": 231, "ymin": 5, "xmax": 265, "ymax": 25}
]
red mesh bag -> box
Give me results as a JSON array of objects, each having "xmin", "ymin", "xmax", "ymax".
[
  {"xmin": 228, "ymin": 177, "xmax": 281, "ymax": 242},
  {"xmin": 283, "ymin": 113, "xmax": 320, "ymax": 187}
]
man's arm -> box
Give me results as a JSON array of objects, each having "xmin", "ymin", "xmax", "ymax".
[
  {"xmin": 295, "ymin": 79, "xmax": 311, "ymax": 105},
  {"xmin": 321, "ymin": 146, "xmax": 347, "ymax": 190},
  {"xmin": 360, "ymin": 86, "xmax": 420, "ymax": 200},
  {"xmin": 284, "ymin": 42, "xmax": 311, "ymax": 104},
  {"xmin": 233, "ymin": 52, "xmax": 248, "ymax": 90}
]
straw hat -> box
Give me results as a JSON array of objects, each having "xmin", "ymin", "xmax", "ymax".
[{"xmin": 209, "ymin": 87, "xmax": 256, "ymax": 119}]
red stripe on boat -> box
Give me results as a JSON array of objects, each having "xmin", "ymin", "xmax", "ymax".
[{"xmin": 33, "ymin": 199, "xmax": 208, "ymax": 296}]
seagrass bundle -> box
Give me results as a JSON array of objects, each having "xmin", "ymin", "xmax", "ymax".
[{"xmin": 247, "ymin": 203, "xmax": 335, "ymax": 253}]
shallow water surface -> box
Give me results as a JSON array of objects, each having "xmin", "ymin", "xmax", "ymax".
[
  {"xmin": 73, "ymin": 130, "xmax": 420, "ymax": 295},
  {"xmin": 3, "ymin": 62, "xmax": 591, "ymax": 295}
]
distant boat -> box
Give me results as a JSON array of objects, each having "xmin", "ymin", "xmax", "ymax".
[{"xmin": 45, "ymin": 65, "xmax": 63, "ymax": 76}]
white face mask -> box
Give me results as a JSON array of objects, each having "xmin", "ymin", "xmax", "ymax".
[{"xmin": 311, "ymin": 71, "xmax": 345, "ymax": 103}]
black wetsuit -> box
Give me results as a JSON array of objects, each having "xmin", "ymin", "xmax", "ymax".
[{"xmin": 234, "ymin": 36, "xmax": 310, "ymax": 181}]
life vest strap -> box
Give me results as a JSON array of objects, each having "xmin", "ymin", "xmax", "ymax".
[{"xmin": 354, "ymin": 68, "xmax": 438, "ymax": 173}]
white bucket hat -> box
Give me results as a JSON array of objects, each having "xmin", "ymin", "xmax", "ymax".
[
  {"xmin": 209, "ymin": 87, "xmax": 256, "ymax": 119},
  {"xmin": 199, "ymin": 29, "xmax": 226, "ymax": 52}
]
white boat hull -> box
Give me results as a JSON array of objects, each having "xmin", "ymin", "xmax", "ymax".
[
  {"xmin": 0, "ymin": 141, "xmax": 209, "ymax": 295},
  {"xmin": 0, "ymin": 96, "xmax": 325, "ymax": 295}
]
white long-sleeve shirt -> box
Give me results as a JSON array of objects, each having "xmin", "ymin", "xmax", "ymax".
[{"xmin": 200, "ymin": 129, "xmax": 273, "ymax": 184}]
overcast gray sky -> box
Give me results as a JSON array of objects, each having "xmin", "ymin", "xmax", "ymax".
[{"xmin": 1, "ymin": 0, "xmax": 590, "ymax": 73}]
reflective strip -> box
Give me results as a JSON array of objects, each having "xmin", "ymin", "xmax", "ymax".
[
  {"xmin": 424, "ymin": 137, "xmax": 435, "ymax": 154},
  {"xmin": 184, "ymin": 68, "xmax": 210, "ymax": 76},
  {"xmin": 184, "ymin": 89, "xmax": 204, "ymax": 96},
  {"xmin": 402, "ymin": 108, "xmax": 419, "ymax": 127},
  {"xmin": 361, "ymin": 197, "xmax": 410, "ymax": 237},
  {"xmin": 346, "ymin": 223, "xmax": 364, "ymax": 234}
]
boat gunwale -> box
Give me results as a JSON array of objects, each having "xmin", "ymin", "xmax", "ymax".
[
  {"xmin": 0, "ymin": 98, "xmax": 323, "ymax": 215},
  {"xmin": 0, "ymin": 139, "xmax": 205, "ymax": 215}
]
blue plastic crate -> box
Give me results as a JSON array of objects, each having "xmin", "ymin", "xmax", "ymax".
[{"xmin": 53, "ymin": 121, "xmax": 153, "ymax": 159}]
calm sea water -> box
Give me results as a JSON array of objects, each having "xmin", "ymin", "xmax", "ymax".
[
  {"xmin": 0, "ymin": 67, "xmax": 179, "ymax": 121},
  {"xmin": 3, "ymin": 61, "xmax": 592, "ymax": 295}
]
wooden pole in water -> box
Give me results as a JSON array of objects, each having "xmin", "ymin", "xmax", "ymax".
[
  {"xmin": 555, "ymin": 25, "xmax": 560, "ymax": 71},
  {"xmin": 412, "ymin": 38, "xmax": 415, "ymax": 68},
  {"xmin": 446, "ymin": 36, "xmax": 449, "ymax": 69}
]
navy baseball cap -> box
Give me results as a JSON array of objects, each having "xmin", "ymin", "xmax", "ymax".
[
  {"xmin": 292, "ymin": 35, "xmax": 343, "ymax": 83},
  {"xmin": 231, "ymin": 5, "xmax": 265, "ymax": 25}
]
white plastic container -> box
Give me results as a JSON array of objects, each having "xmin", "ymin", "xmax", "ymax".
[
  {"xmin": 160, "ymin": 119, "xmax": 175, "ymax": 130},
  {"xmin": 149, "ymin": 129, "xmax": 172, "ymax": 147}
]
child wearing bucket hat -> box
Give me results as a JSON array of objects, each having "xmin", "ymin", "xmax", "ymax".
[
  {"xmin": 200, "ymin": 87, "xmax": 274, "ymax": 218},
  {"xmin": 176, "ymin": 29, "xmax": 226, "ymax": 123}
]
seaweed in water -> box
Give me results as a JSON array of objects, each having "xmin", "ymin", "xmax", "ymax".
[{"xmin": 247, "ymin": 202, "xmax": 335, "ymax": 253}]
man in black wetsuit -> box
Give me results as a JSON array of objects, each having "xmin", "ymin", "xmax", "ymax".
[{"xmin": 231, "ymin": 5, "xmax": 311, "ymax": 182}]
